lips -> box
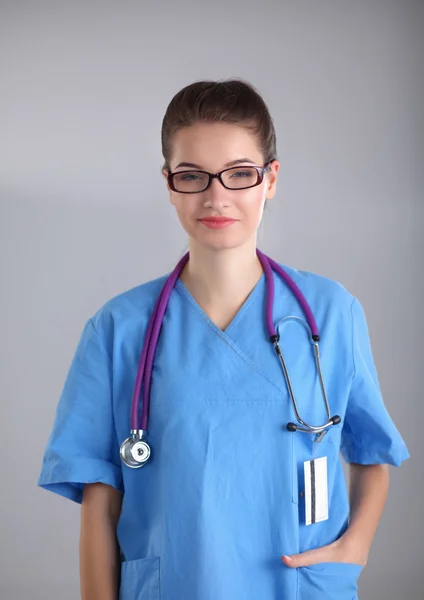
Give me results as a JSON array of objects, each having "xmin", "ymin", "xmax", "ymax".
[
  {"xmin": 199, "ymin": 218, "xmax": 238, "ymax": 223},
  {"xmin": 198, "ymin": 217, "xmax": 238, "ymax": 229}
]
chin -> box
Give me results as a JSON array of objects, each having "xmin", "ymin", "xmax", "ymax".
[{"xmin": 191, "ymin": 234, "xmax": 252, "ymax": 253}]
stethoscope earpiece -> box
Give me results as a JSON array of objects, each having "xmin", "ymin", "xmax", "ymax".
[
  {"xmin": 286, "ymin": 416, "xmax": 341, "ymax": 435},
  {"xmin": 273, "ymin": 308, "xmax": 341, "ymax": 439}
]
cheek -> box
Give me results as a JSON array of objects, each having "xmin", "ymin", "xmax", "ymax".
[
  {"xmin": 172, "ymin": 196, "xmax": 200, "ymax": 228},
  {"xmin": 239, "ymin": 190, "xmax": 266, "ymax": 220}
]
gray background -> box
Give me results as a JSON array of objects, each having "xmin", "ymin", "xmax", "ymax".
[{"xmin": 1, "ymin": 1, "xmax": 422, "ymax": 599}]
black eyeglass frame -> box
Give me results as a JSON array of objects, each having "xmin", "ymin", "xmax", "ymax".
[{"xmin": 167, "ymin": 161, "xmax": 272, "ymax": 194}]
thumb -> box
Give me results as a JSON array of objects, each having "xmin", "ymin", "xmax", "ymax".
[{"xmin": 281, "ymin": 547, "xmax": 328, "ymax": 569}]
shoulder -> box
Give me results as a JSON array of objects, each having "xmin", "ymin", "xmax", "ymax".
[
  {"xmin": 88, "ymin": 272, "xmax": 169, "ymax": 338},
  {"xmin": 274, "ymin": 261, "xmax": 356, "ymax": 313}
]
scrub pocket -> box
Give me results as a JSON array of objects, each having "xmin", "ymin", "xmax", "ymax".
[
  {"xmin": 297, "ymin": 561, "xmax": 363, "ymax": 600},
  {"xmin": 119, "ymin": 556, "xmax": 161, "ymax": 600}
]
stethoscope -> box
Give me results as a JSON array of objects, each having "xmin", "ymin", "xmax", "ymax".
[{"xmin": 120, "ymin": 249, "xmax": 341, "ymax": 468}]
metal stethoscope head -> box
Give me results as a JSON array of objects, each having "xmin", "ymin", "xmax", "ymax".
[
  {"xmin": 119, "ymin": 249, "xmax": 341, "ymax": 468},
  {"xmin": 120, "ymin": 430, "xmax": 151, "ymax": 468}
]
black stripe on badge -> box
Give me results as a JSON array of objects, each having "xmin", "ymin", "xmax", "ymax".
[{"xmin": 310, "ymin": 459, "xmax": 316, "ymax": 524}]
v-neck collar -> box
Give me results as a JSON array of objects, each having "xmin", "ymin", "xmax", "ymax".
[{"xmin": 175, "ymin": 271, "xmax": 266, "ymax": 337}]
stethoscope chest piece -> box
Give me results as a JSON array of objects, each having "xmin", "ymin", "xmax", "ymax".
[{"xmin": 120, "ymin": 432, "xmax": 151, "ymax": 468}]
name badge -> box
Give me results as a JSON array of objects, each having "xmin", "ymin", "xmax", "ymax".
[{"xmin": 304, "ymin": 456, "xmax": 329, "ymax": 526}]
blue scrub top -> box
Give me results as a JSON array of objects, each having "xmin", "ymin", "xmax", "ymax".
[{"xmin": 37, "ymin": 261, "xmax": 409, "ymax": 600}]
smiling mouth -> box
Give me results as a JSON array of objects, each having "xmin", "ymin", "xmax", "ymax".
[
  {"xmin": 198, "ymin": 218, "xmax": 238, "ymax": 229},
  {"xmin": 199, "ymin": 218, "xmax": 238, "ymax": 223}
]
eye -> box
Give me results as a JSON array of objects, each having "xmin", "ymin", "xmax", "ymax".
[
  {"xmin": 229, "ymin": 169, "xmax": 255, "ymax": 178},
  {"xmin": 174, "ymin": 171, "xmax": 208, "ymax": 183},
  {"xmin": 180, "ymin": 173, "xmax": 202, "ymax": 181},
  {"xmin": 231, "ymin": 171, "xmax": 252, "ymax": 178}
]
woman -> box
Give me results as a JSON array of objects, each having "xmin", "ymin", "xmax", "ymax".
[{"xmin": 38, "ymin": 79, "xmax": 409, "ymax": 600}]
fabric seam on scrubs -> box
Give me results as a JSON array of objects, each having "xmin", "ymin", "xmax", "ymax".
[
  {"xmin": 38, "ymin": 457, "xmax": 123, "ymax": 503},
  {"xmin": 88, "ymin": 318, "xmax": 124, "ymax": 492},
  {"xmin": 348, "ymin": 297, "xmax": 381, "ymax": 452},
  {"xmin": 175, "ymin": 277, "xmax": 287, "ymax": 396},
  {"xmin": 350, "ymin": 297, "xmax": 358, "ymax": 384},
  {"xmin": 88, "ymin": 318, "xmax": 112, "ymax": 361},
  {"xmin": 87, "ymin": 319, "xmax": 121, "ymax": 446},
  {"xmin": 342, "ymin": 297, "xmax": 369, "ymax": 453}
]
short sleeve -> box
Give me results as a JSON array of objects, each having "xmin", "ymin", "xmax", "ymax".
[
  {"xmin": 37, "ymin": 318, "xmax": 124, "ymax": 503},
  {"xmin": 340, "ymin": 297, "xmax": 409, "ymax": 467}
]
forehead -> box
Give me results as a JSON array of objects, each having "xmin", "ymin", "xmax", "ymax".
[{"xmin": 171, "ymin": 122, "xmax": 262, "ymax": 170}]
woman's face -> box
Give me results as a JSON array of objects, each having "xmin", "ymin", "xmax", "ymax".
[{"xmin": 162, "ymin": 122, "xmax": 280, "ymax": 252}]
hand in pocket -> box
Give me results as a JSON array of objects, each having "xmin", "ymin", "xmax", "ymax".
[{"xmin": 281, "ymin": 535, "xmax": 367, "ymax": 569}]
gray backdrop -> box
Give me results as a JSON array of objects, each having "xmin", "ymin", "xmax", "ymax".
[{"xmin": 1, "ymin": 1, "xmax": 422, "ymax": 599}]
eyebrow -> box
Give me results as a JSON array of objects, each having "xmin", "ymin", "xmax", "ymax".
[{"xmin": 174, "ymin": 158, "xmax": 256, "ymax": 170}]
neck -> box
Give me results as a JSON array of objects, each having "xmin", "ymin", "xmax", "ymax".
[{"xmin": 180, "ymin": 239, "xmax": 263, "ymax": 305}]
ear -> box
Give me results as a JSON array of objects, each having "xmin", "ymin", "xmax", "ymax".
[
  {"xmin": 265, "ymin": 160, "xmax": 280, "ymax": 201},
  {"xmin": 162, "ymin": 168, "xmax": 171, "ymax": 193}
]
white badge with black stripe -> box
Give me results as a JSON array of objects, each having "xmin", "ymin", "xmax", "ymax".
[{"xmin": 304, "ymin": 456, "xmax": 329, "ymax": 526}]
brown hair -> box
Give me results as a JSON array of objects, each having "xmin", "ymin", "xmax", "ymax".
[{"xmin": 161, "ymin": 78, "xmax": 278, "ymax": 172}]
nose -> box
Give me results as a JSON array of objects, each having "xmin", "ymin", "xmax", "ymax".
[{"xmin": 204, "ymin": 176, "xmax": 230, "ymax": 206}]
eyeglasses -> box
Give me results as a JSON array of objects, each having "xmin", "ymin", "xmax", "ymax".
[{"xmin": 167, "ymin": 162, "xmax": 272, "ymax": 194}]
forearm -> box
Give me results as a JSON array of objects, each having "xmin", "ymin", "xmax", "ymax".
[
  {"xmin": 80, "ymin": 483, "xmax": 122, "ymax": 600},
  {"xmin": 343, "ymin": 463, "xmax": 390, "ymax": 562}
]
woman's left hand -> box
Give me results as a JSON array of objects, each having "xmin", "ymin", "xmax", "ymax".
[{"xmin": 281, "ymin": 534, "xmax": 369, "ymax": 568}]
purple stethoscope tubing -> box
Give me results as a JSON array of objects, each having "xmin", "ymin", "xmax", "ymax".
[
  {"xmin": 135, "ymin": 249, "xmax": 319, "ymax": 430},
  {"xmin": 120, "ymin": 249, "xmax": 340, "ymax": 468}
]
